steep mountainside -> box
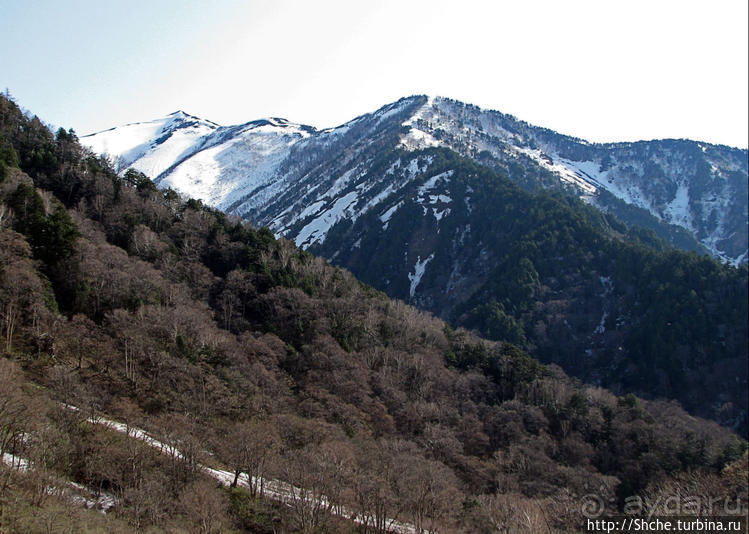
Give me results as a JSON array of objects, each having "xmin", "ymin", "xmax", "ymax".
[
  {"xmin": 307, "ymin": 147, "xmax": 748, "ymax": 431},
  {"xmin": 4, "ymin": 93, "xmax": 746, "ymax": 533},
  {"xmin": 82, "ymin": 95, "xmax": 748, "ymax": 265},
  {"xmin": 400, "ymin": 97, "xmax": 748, "ymax": 265}
]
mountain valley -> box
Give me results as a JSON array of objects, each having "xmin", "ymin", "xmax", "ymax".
[{"xmin": 81, "ymin": 96, "xmax": 749, "ymax": 432}]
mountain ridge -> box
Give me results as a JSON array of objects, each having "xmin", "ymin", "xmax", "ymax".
[
  {"xmin": 81, "ymin": 95, "xmax": 748, "ymax": 266},
  {"xmin": 84, "ymin": 96, "xmax": 749, "ymax": 151}
]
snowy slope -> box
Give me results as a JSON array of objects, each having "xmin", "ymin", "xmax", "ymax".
[
  {"xmin": 395, "ymin": 97, "xmax": 748, "ymax": 265},
  {"xmin": 158, "ymin": 119, "xmax": 314, "ymax": 210},
  {"xmin": 82, "ymin": 111, "xmax": 219, "ymax": 178},
  {"xmin": 83, "ymin": 115, "xmax": 318, "ymax": 210}
]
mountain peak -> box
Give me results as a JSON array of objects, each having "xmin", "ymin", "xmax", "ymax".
[{"xmin": 165, "ymin": 110, "xmax": 220, "ymax": 127}]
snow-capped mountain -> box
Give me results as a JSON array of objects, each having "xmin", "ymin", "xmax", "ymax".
[
  {"xmin": 81, "ymin": 96, "xmax": 747, "ymax": 266},
  {"xmin": 399, "ymin": 97, "xmax": 748, "ymax": 265}
]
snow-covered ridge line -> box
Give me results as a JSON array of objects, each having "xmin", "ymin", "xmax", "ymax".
[
  {"xmin": 66, "ymin": 406, "xmax": 422, "ymax": 534},
  {"xmin": 80, "ymin": 95, "xmax": 747, "ymax": 265},
  {"xmin": 396, "ymin": 96, "xmax": 747, "ymax": 264}
]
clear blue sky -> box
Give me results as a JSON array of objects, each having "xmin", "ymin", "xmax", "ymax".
[{"xmin": 1, "ymin": 0, "xmax": 747, "ymax": 148}]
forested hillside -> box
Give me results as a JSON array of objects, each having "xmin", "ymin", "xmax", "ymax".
[
  {"xmin": 312, "ymin": 147, "xmax": 748, "ymax": 432},
  {"xmin": 1, "ymin": 95, "xmax": 747, "ymax": 533}
]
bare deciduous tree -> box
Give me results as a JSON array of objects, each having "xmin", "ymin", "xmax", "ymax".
[
  {"xmin": 179, "ymin": 479, "xmax": 228, "ymax": 534},
  {"xmin": 220, "ymin": 417, "xmax": 280, "ymax": 496}
]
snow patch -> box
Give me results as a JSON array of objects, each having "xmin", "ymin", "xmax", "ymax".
[
  {"xmin": 3, "ymin": 452, "xmax": 117, "ymax": 513},
  {"xmin": 663, "ymin": 182, "xmax": 692, "ymax": 228},
  {"xmin": 385, "ymin": 159, "xmax": 401, "ymax": 175},
  {"xmin": 433, "ymin": 208, "xmax": 451, "ymax": 221},
  {"xmin": 408, "ymin": 254, "xmax": 434, "ymax": 298},
  {"xmin": 295, "ymin": 191, "xmax": 359, "ymax": 247},
  {"xmin": 327, "ymin": 166, "xmax": 360, "ymax": 197},
  {"xmin": 417, "ymin": 170, "xmax": 453, "ymax": 194},
  {"xmin": 380, "ymin": 201, "xmax": 403, "ymax": 228},
  {"xmin": 365, "ymin": 184, "xmax": 398, "ymax": 211},
  {"xmin": 599, "ymin": 276, "xmax": 613, "ymax": 296},
  {"xmin": 415, "ymin": 171, "xmax": 453, "ymax": 221},
  {"xmin": 731, "ymin": 249, "xmax": 748, "ymax": 267},
  {"xmin": 2, "ymin": 452, "xmax": 29, "ymax": 470},
  {"xmin": 594, "ymin": 312, "xmax": 608, "ymax": 335},
  {"xmin": 401, "ymin": 127, "xmax": 442, "ymax": 149},
  {"xmin": 297, "ymin": 199, "xmax": 326, "ymax": 220},
  {"xmin": 405, "ymin": 158, "xmax": 423, "ymax": 178}
]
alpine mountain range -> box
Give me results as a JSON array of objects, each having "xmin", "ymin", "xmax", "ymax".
[{"xmin": 81, "ymin": 95, "xmax": 748, "ymax": 266}]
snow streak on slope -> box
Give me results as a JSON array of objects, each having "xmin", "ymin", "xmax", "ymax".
[
  {"xmin": 295, "ymin": 191, "xmax": 359, "ymax": 247},
  {"xmin": 288, "ymin": 155, "xmax": 436, "ymax": 247},
  {"xmin": 380, "ymin": 201, "xmax": 403, "ymax": 230},
  {"xmin": 3, "ymin": 451, "xmax": 118, "ymax": 513},
  {"xmin": 71, "ymin": 408, "xmax": 420, "ymax": 533},
  {"xmin": 408, "ymin": 254, "xmax": 434, "ymax": 298}
]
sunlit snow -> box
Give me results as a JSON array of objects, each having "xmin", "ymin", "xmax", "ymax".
[{"xmin": 294, "ymin": 191, "xmax": 359, "ymax": 248}]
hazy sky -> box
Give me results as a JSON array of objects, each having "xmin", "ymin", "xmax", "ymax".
[{"xmin": 1, "ymin": 0, "xmax": 747, "ymax": 147}]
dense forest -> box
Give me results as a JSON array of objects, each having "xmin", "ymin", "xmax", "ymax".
[
  {"xmin": 314, "ymin": 147, "xmax": 748, "ymax": 433},
  {"xmin": 1, "ymin": 94, "xmax": 747, "ymax": 533}
]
